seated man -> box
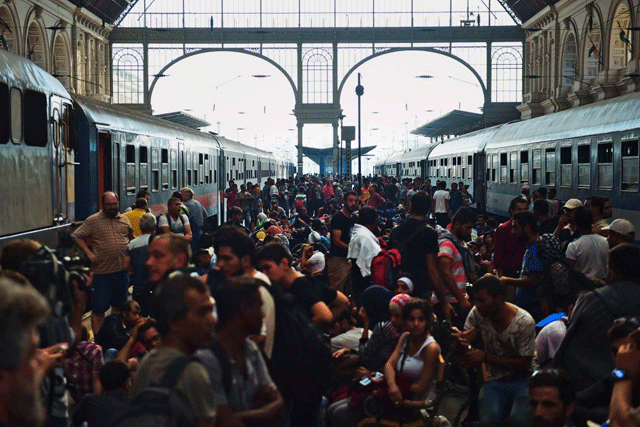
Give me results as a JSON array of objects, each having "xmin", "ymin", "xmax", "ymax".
[
  {"xmin": 528, "ymin": 369, "xmax": 576, "ymax": 427},
  {"xmin": 454, "ymin": 274, "xmax": 535, "ymax": 427},
  {"xmin": 117, "ymin": 318, "xmax": 162, "ymax": 363},
  {"xmin": 95, "ymin": 300, "xmax": 144, "ymax": 356},
  {"xmin": 197, "ymin": 277, "xmax": 285, "ymax": 427},
  {"xmin": 72, "ymin": 360, "xmax": 131, "ymax": 427}
]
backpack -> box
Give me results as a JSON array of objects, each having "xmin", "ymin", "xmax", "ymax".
[
  {"xmin": 370, "ymin": 248, "xmax": 402, "ymax": 290},
  {"xmin": 265, "ymin": 281, "xmax": 332, "ymax": 403},
  {"xmin": 156, "ymin": 213, "xmax": 185, "ymax": 236},
  {"xmin": 112, "ymin": 356, "xmax": 198, "ymax": 427}
]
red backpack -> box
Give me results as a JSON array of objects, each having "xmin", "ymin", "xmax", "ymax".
[{"xmin": 371, "ymin": 248, "xmax": 402, "ymax": 291}]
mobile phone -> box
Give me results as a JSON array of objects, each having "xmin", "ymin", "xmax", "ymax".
[
  {"xmin": 359, "ymin": 377, "xmax": 372, "ymax": 386},
  {"xmin": 371, "ymin": 372, "xmax": 383, "ymax": 381}
]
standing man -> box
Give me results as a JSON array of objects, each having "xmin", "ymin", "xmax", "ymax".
[
  {"xmin": 127, "ymin": 213, "xmax": 157, "ymax": 316},
  {"xmin": 124, "ymin": 198, "xmax": 149, "ymax": 238},
  {"xmin": 435, "ymin": 207, "xmax": 476, "ymax": 326},
  {"xmin": 565, "ymin": 207, "xmax": 609, "ymax": 282},
  {"xmin": 328, "ymin": 191, "xmax": 359, "ymax": 292},
  {"xmin": 493, "ymin": 196, "xmax": 529, "ymax": 301},
  {"xmin": 454, "ymin": 274, "xmax": 535, "ymax": 427},
  {"xmin": 158, "ymin": 197, "xmax": 193, "ymax": 241},
  {"xmin": 432, "ymin": 181, "xmax": 451, "ymax": 228},
  {"xmin": 131, "ymin": 275, "xmax": 217, "ymax": 427},
  {"xmin": 73, "ymin": 191, "xmax": 133, "ymax": 335},
  {"xmin": 449, "ymin": 182, "xmax": 463, "ymax": 217},
  {"xmin": 181, "ymin": 187, "xmax": 208, "ymax": 251},
  {"xmin": 390, "ymin": 191, "xmax": 453, "ymax": 319},
  {"xmin": 500, "ymin": 211, "xmax": 544, "ymax": 321},
  {"xmin": 212, "ymin": 226, "xmax": 276, "ymax": 360}
]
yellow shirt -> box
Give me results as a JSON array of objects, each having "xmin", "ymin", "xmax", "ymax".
[{"xmin": 124, "ymin": 208, "xmax": 146, "ymax": 237}]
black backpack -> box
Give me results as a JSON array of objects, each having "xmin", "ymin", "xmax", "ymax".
[
  {"xmin": 111, "ymin": 357, "xmax": 198, "ymax": 427},
  {"xmin": 265, "ymin": 282, "xmax": 332, "ymax": 402}
]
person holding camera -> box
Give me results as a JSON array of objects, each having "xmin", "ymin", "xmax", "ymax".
[{"xmin": 0, "ymin": 274, "xmax": 68, "ymax": 427}]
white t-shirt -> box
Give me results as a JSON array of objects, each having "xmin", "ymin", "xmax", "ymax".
[
  {"xmin": 158, "ymin": 213, "xmax": 190, "ymax": 235},
  {"xmin": 433, "ymin": 190, "xmax": 450, "ymax": 213},
  {"xmin": 253, "ymin": 271, "xmax": 276, "ymax": 360},
  {"xmin": 565, "ymin": 234, "xmax": 609, "ymax": 281}
]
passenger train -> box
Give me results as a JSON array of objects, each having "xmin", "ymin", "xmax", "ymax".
[
  {"xmin": 0, "ymin": 49, "xmax": 294, "ymax": 247},
  {"xmin": 375, "ymin": 92, "xmax": 640, "ymax": 234}
]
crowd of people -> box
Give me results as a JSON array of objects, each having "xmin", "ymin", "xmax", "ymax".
[{"xmin": 0, "ymin": 174, "xmax": 639, "ymax": 427}]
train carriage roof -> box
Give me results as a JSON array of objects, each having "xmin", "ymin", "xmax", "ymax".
[
  {"xmin": 486, "ymin": 91, "xmax": 640, "ymax": 150},
  {"xmin": 0, "ymin": 50, "xmax": 70, "ymax": 99},
  {"xmin": 429, "ymin": 126, "xmax": 500, "ymax": 157},
  {"xmin": 74, "ymin": 95, "xmax": 220, "ymax": 147}
]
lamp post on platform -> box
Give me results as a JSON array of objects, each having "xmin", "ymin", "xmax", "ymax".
[{"xmin": 355, "ymin": 73, "xmax": 364, "ymax": 192}]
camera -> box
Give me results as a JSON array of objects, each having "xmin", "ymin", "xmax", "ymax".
[{"xmin": 18, "ymin": 246, "xmax": 89, "ymax": 318}]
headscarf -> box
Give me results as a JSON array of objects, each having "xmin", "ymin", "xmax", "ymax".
[
  {"xmin": 360, "ymin": 285, "xmax": 393, "ymax": 326},
  {"xmin": 390, "ymin": 293, "xmax": 412, "ymax": 309},
  {"xmin": 396, "ymin": 277, "xmax": 414, "ymax": 294}
]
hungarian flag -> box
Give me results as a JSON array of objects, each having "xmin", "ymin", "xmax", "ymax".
[
  {"xmin": 26, "ymin": 40, "xmax": 36, "ymax": 59},
  {"xmin": 588, "ymin": 44, "xmax": 598, "ymax": 57},
  {"xmin": 620, "ymin": 30, "xmax": 630, "ymax": 44},
  {"xmin": 0, "ymin": 30, "xmax": 6, "ymax": 50}
]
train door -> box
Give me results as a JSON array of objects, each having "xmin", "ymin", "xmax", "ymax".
[
  {"xmin": 50, "ymin": 97, "xmax": 66, "ymax": 223},
  {"xmin": 474, "ymin": 152, "xmax": 486, "ymax": 211},
  {"xmin": 179, "ymin": 142, "xmax": 185, "ymax": 188},
  {"xmin": 98, "ymin": 131, "xmax": 122, "ymax": 206},
  {"xmin": 420, "ymin": 159, "xmax": 427, "ymax": 181}
]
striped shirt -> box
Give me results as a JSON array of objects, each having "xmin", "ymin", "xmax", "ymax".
[
  {"xmin": 433, "ymin": 239, "xmax": 468, "ymax": 304},
  {"xmin": 359, "ymin": 321, "xmax": 398, "ymax": 371}
]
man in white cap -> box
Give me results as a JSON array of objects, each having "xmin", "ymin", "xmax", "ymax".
[
  {"xmin": 603, "ymin": 219, "xmax": 636, "ymax": 248},
  {"xmin": 554, "ymin": 198, "xmax": 583, "ymax": 249}
]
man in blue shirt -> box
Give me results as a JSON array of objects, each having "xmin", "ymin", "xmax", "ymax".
[{"xmin": 499, "ymin": 211, "xmax": 544, "ymax": 321}]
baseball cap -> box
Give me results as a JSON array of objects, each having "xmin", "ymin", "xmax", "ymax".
[
  {"xmin": 602, "ymin": 219, "xmax": 635, "ymax": 237},
  {"xmin": 563, "ymin": 199, "xmax": 583, "ymax": 210}
]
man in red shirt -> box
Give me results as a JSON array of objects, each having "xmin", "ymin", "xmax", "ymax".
[{"xmin": 493, "ymin": 196, "xmax": 529, "ymax": 300}]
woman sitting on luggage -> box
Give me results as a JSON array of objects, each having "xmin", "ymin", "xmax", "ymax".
[{"xmin": 386, "ymin": 299, "xmax": 441, "ymax": 404}]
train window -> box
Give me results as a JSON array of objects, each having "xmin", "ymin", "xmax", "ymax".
[
  {"xmin": 151, "ymin": 148, "xmax": 160, "ymax": 192},
  {"xmin": 532, "ymin": 149, "xmax": 541, "ymax": 185},
  {"xmin": 193, "ymin": 152, "xmax": 199, "ymax": 185},
  {"xmin": 560, "ymin": 147, "xmax": 572, "ymax": 187},
  {"xmin": 509, "ymin": 152, "xmax": 517, "ymax": 183},
  {"xmin": 621, "ymin": 140, "xmax": 639, "ymax": 191},
  {"xmin": 492, "ymin": 155, "xmax": 498, "ymax": 182},
  {"xmin": 10, "ymin": 88, "xmax": 22, "ymax": 143},
  {"xmin": 499, "ymin": 153, "xmax": 508, "ymax": 183},
  {"xmin": 519, "ymin": 151, "xmax": 529, "ymax": 183},
  {"xmin": 139, "ymin": 146, "xmax": 148, "ymax": 190},
  {"xmin": 23, "ymin": 90, "xmax": 47, "ymax": 147},
  {"xmin": 233, "ymin": 157, "xmax": 236, "ymax": 167},
  {"xmin": 171, "ymin": 149, "xmax": 178, "ymax": 189},
  {"xmin": 126, "ymin": 145, "xmax": 136, "ymax": 195},
  {"xmin": 199, "ymin": 153, "xmax": 204, "ymax": 185},
  {"xmin": 0, "ymin": 83, "xmax": 8, "ymax": 144},
  {"xmin": 578, "ymin": 145, "xmax": 591, "ymax": 188},
  {"xmin": 545, "ymin": 149, "xmax": 556, "ymax": 186},
  {"xmin": 161, "ymin": 149, "xmax": 169, "ymax": 191},
  {"xmin": 597, "ymin": 143, "xmax": 613, "ymax": 189},
  {"xmin": 187, "ymin": 151, "xmax": 192, "ymax": 186}
]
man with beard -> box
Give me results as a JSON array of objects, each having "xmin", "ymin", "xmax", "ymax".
[
  {"xmin": 499, "ymin": 210, "xmax": 544, "ymax": 321},
  {"xmin": 0, "ymin": 275, "xmax": 67, "ymax": 427},
  {"xmin": 73, "ymin": 191, "xmax": 134, "ymax": 335},
  {"xmin": 528, "ymin": 369, "xmax": 576, "ymax": 427},
  {"xmin": 328, "ymin": 191, "xmax": 359, "ymax": 292},
  {"xmin": 453, "ymin": 274, "xmax": 535, "ymax": 427},
  {"xmin": 213, "ymin": 226, "xmax": 276, "ymax": 359}
]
